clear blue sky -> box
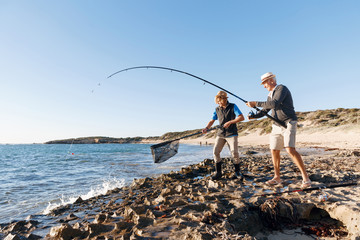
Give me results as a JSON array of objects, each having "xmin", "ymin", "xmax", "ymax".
[{"xmin": 1, "ymin": 0, "xmax": 359, "ymax": 143}]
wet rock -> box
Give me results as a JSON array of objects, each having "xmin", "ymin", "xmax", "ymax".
[
  {"xmin": 131, "ymin": 177, "xmax": 152, "ymax": 189},
  {"xmin": 243, "ymin": 150, "xmax": 258, "ymax": 155},
  {"xmin": 2, "ymin": 220, "xmax": 39, "ymax": 235},
  {"xmin": 7, "ymin": 221, "xmax": 27, "ymax": 233},
  {"xmin": 24, "ymin": 233, "xmax": 42, "ymax": 240},
  {"xmin": 50, "ymin": 204, "xmax": 71, "ymax": 216},
  {"xmin": 64, "ymin": 213, "xmax": 79, "ymax": 222},
  {"xmin": 4, "ymin": 233, "xmax": 22, "ymax": 240},
  {"xmin": 74, "ymin": 196, "xmax": 84, "ymax": 204}
]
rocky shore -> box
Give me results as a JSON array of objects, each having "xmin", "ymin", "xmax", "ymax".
[{"xmin": 1, "ymin": 146, "xmax": 359, "ymax": 240}]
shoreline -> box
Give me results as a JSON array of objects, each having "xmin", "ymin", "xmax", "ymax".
[{"xmin": 1, "ymin": 143, "xmax": 359, "ymax": 239}]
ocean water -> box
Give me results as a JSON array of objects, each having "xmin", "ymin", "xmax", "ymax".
[{"xmin": 0, "ymin": 143, "xmax": 221, "ymax": 224}]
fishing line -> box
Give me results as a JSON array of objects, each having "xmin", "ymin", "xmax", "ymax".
[
  {"xmin": 106, "ymin": 66, "xmax": 286, "ymax": 127},
  {"xmin": 63, "ymin": 138, "xmax": 75, "ymax": 159},
  {"xmin": 91, "ymin": 82, "xmax": 103, "ymax": 94}
]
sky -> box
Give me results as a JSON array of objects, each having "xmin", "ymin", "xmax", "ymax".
[{"xmin": 0, "ymin": 0, "xmax": 359, "ymax": 144}]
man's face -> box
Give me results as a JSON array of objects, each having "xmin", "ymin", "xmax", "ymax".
[{"xmin": 262, "ymin": 78, "xmax": 276, "ymax": 91}]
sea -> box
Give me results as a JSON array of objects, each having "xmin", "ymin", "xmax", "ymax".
[{"xmin": 0, "ymin": 143, "xmax": 225, "ymax": 225}]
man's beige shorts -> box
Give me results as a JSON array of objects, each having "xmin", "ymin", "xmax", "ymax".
[{"xmin": 270, "ymin": 121, "xmax": 297, "ymax": 150}]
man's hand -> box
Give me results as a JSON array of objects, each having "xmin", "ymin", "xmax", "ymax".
[
  {"xmin": 202, "ymin": 128, "xmax": 208, "ymax": 134},
  {"xmin": 223, "ymin": 122, "xmax": 231, "ymax": 129},
  {"xmin": 246, "ymin": 101, "xmax": 257, "ymax": 108}
]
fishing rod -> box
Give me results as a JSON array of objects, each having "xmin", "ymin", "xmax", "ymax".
[
  {"xmin": 151, "ymin": 126, "xmax": 219, "ymax": 149},
  {"xmin": 258, "ymin": 181, "xmax": 358, "ymax": 197},
  {"xmin": 107, "ymin": 66, "xmax": 286, "ymax": 128}
]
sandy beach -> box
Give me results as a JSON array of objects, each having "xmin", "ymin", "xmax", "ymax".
[
  {"xmin": 181, "ymin": 123, "xmax": 360, "ymax": 150},
  {"xmin": 1, "ymin": 125, "xmax": 359, "ymax": 240}
]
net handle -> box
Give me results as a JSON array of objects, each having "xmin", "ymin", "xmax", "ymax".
[{"xmin": 150, "ymin": 126, "xmax": 219, "ymax": 149}]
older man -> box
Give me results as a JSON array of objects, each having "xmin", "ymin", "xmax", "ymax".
[{"xmin": 246, "ymin": 72, "xmax": 311, "ymax": 188}]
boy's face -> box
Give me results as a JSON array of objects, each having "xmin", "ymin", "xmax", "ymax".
[{"xmin": 216, "ymin": 97, "xmax": 227, "ymax": 108}]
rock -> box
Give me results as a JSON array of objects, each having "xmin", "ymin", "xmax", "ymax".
[
  {"xmin": 130, "ymin": 177, "xmax": 152, "ymax": 189},
  {"xmin": 74, "ymin": 196, "xmax": 84, "ymax": 204},
  {"xmin": 154, "ymin": 194, "xmax": 170, "ymax": 205},
  {"xmin": 24, "ymin": 233, "xmax": 42, "ymax": 240},
  {"xmin": 220, "ymin": 220, "xmax": 235, "ymax": 234},
  {"xmin": 93, "ymin": 213, "xmax": 107, "ymax": 223},
  {"xmin": 4, "ymin": 233, "xmax": 22, "ymax": 240},
  {"xmin": 85, "ymin": 223, "xmax": 113, "ymax": 238},
  {"xmin": 65, "ymin": 213, "xmax": 79, "ymax": 222},
  {"xmin": 169, "ymin": 198, "xmax": 188, "ymax": 207},
  {"xmin": 123, "ymin": 206, "xmax": 140, "ymax": 221},
  {"xmin": 207, "ymin": 180, "xmax": 219, "ymax": 189},
  {"xmin": 175, "ymin": 184, "xmax": 185, "ymax": 193},
  {"xmin": 113, "ymin": 221, "xmax": 134, "ymax": 232},
  {"xmin": 135, "ymin": 216, "xmax": 154, "ymax": 228},
  {"xmin": 296, "ymin": 203, "xmax": 315, "ymax": 219},
  {"xmin": 48, "ymin": 223, "xmax": 84, "ymax": 240},
  {"xmin": 160, "ymin": 187, "xmax": 177, "ymax": 197},
  {"xmin": 243, "ymin": 150, "xmax": 258, "ymax": 155},
  {"xmin": 8, "ymin": 221, "xmax": 27, "ymax": 233}
]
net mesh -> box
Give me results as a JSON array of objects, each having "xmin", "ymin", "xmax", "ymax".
[{"xmin": 151, "ymin": 140, "xmax": 180, "ymax": 163}]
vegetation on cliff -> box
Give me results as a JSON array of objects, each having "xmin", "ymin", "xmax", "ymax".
[{"xmin": 45, "ymin": 108, "xmax": 359, "ymax": 144}]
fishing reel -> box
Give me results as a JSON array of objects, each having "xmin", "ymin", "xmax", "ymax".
[{"xmin": 248, "ymin": 110, "xmax": 257, "ymax": 119}]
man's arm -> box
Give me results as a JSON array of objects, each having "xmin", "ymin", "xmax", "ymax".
[
  {"xmin": 257, "ymin": 85, "xmax": 288, "ymax": 110},
  {"xmin": 203, "ymin": 119, "xmax": 215, "ymax": 133},
  {"xmin": 246, "ymin": 101, "xmax": 270, "ymax": 119},
  {"xmin": 248, "ymin": 109, "xmax": 270, "ymax": 119},
  {"xmin": 223, "ymin": 114, "xmax": 244, "ymax": 128}
]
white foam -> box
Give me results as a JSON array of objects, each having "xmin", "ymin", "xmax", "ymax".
[{"xmin": 42, "ymin": 177, "xmax": 125, "ymax": 215}]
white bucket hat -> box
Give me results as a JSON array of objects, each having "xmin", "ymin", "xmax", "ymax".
[{"xmin": 261, "ymin": 72, "xmax": 276, "ymax": 84}]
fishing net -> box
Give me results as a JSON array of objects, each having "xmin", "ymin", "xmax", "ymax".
[{"xmin": 151, "ymin": 140, "xmax": 180, "ymax": 163}]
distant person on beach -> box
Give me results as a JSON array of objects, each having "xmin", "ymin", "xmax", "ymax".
[
  {"xmin": 246, "ymin": 72, "xmax": 311, "ymax": 188},
  {"xmin": 203, "ymin": 91, "xmax": 245, "ymax": 180}
]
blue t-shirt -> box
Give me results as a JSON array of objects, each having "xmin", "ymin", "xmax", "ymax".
[{"xmin": 212, "ymin": 103, "xmax": 242, "ymax": 120}]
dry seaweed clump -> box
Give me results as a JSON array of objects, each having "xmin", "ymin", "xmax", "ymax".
[{"xmin": 301, "ymin": 108, "xmax": 360, "ymax": 127}]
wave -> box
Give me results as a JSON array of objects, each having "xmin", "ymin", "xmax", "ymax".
[{"xmin": 42, "ymin": 177, "xmax": 125, "ymax": 215}]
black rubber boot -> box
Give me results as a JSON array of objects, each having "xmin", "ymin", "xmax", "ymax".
[
  {"xmin": 211, "ymin": 162, "xmax": 222, "ymax": 180},
  {"xmin": 232, "ymin": 163, "xmax": 244, "ymax": 181}
]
